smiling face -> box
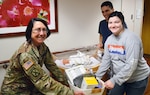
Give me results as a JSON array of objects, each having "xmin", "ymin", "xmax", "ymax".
[
  {"xmin": 31, "ymin": 21, "xmax": 47, "ymax": 46},
  {"xmin": 101, "ymin": 6, "xmax": 114, "ymax": 21},
  {"xmin": 108, "ymin": 16, "xmax": 124, "ymax": 36}
]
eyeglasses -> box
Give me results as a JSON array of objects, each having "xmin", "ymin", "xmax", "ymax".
[{"xmin": 32, "ymin": 28, "xmax": 47, "ymax": 33}]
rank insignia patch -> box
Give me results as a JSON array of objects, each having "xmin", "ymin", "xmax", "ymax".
[
  {"xmin": 29, "ymin": 67, "xmax": 42, "ymax": 82},
  {"xmin": 23, "ymin": 60, "xmax": 34, "ymax": 70},
  {"xmin": 31, "ymin": 68, "xmax": 40, "ymax": 77}
]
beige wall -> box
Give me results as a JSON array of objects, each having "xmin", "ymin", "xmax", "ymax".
[
  {"xmin": 0, "ymin": 0, "xmax": 144, "ymax": 61},
  {"xmin": 0, "ymin": 0, "xmax": 122, "ymax": 61}
]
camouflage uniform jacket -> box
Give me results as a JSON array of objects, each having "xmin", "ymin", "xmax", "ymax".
[{"xmin": 1, "ymin": 42, "xmax": 74, "ymax": 95}]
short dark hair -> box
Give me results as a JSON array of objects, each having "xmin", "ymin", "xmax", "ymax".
[
  {"xmin": 101, "ymin": 1, "xmax": 113, "ymax": 9},
  {"xmin": 25, "ymin": 18, "xmax": 51, "ymax": 43},
  {"xmin": 108, "ymin": 11, "xmax": 127, "ymax": 28}
]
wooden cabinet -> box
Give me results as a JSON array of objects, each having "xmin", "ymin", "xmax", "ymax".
[
  {"xmin": 142, "ymin": 0, "xmax": 150, "ymax": 55},
  {"xmin": 144, "ymin": 54, "xmax": 150, "ymax": 66}
]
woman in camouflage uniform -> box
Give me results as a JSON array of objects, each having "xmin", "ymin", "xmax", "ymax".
[{"xmin": 1, "ymin": 18, "xmax": 84, "ymax": 95}]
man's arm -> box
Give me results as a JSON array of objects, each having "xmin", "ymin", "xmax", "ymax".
[{"xmin": 97, "ymin": 34, "xmax": 103, "ymax": 49}]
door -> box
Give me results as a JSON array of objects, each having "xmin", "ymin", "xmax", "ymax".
[
  {"xmin": 142, "ymin": 0, "xmax": 150, "ymax": 54},
  {"xmin": 121, "ymin": 0, "xmax": 135, "ymax": 31}
]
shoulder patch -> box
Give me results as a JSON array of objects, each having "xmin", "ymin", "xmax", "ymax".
[
  {"xmin": 23, "ymin": 60, "xmax": 34, "ymax": 70},
  {"xmin": 29, "ymin": 67, "xmax": 43, "ymax": 82}
]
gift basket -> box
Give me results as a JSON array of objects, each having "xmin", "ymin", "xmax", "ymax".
[{"xmin": 65, "ymin": 65, "xmax": 105, "ymax": 95}]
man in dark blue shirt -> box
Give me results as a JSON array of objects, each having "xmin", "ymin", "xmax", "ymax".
[{"xmin": 98, "ymin": 1, "xmax": 114, "ymax": 49}]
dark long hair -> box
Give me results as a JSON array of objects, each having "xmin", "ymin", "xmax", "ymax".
[{"xmin": 25, "ymin": 18, "xmax": 51, "ymax": 43}]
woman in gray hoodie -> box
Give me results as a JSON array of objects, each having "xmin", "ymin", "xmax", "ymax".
[{"xmin": 95, "ymin": 11, "xmax": 150, "ymax": 95}]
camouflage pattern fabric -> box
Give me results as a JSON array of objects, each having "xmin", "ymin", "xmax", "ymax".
[{"xmin": 1, "ymin": 42, "xmax": 74, "ymax": 95}]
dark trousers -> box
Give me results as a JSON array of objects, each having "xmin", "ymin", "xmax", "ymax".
[{"xmin": 107, "ymin": 77, "xmax": 148, "ymax": 95}]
